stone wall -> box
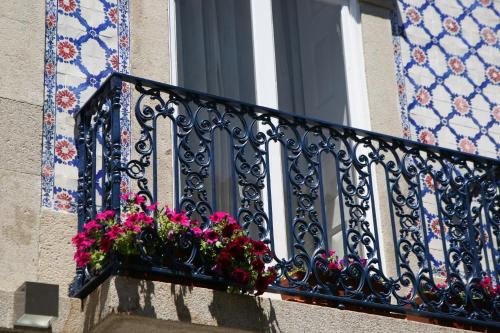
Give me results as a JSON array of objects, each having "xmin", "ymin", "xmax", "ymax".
[{"xmin": 0, "ymin": 0, "xmax": 45, "ymax": 292}]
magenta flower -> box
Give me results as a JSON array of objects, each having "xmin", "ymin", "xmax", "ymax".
[
  {"xmin": 100, "ymin": 237, "xmax": 112, "ymax": 252},
  {"xmin": 328, "ymin": 261, "xmax": 341, "ymax": 271},
  {"xmin": 134, "ymin": 194, "xmax": 146, "ymax": 205},
  {"xmin": 137, "ymin": 212, "xmax": 154, "ymax": 225},
  {"xmin": 96, "ymin": 210, "xmax": 115, "ymax": 221},
  {"xmin": 171, "ymin": 212, "xmax": 190, "ymax": 226},
  {"xmin": 191, "ymin": 227, "xmax": 203, "ymax": 237},
  {"xmin": 204, "ymin": 230, "xmax": 219, "ymax": 244},
  {"xmin": 71, "ymin": 232, "xmax": 87, "ymax": 247},
  {"xmin": 209, "ymin": 211, "xmax": 229, "ymax": 223},
  {"xmin": 83, "ymin": 220, "xmax": 100, "ymax": 232},
  {"xmin": 146, "ymin": 202, "xmax": 158, "ymax": 211},
  {"xmin": 106, "ymin": 225, "xmax": 123, "ymax": 240},
  {"xmin": 74, "ymin": 251, "xmax": 91, "ymax": 268},
  {"xmin": 165, "ymin": 206, "xmax": 174, "ymax": 219},
  {"xmin": 126, "ymin": 213, "xmax": 139, "ymax": 224},
  {"xmin": 120, "ymin": 193, "xmax": 132, "ymax": 201},
  {"xmin": 123, "ymin": 220, "xmax": 141, "ymax": 232}
]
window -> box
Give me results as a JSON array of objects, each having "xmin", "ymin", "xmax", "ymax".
[{"xmin": 170, "ymin": 0, "xmax": 370, "ymax": 258}]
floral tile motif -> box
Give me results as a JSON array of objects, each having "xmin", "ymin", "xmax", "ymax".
[
  {"xmin": 42, "ymin": 0, "xmax": 130, "ymax": 212},
  {"xmin": 392, "ymin": 0, "xmax": 499, "ymax": 159}
]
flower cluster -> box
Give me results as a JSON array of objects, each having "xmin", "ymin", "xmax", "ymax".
[
  {"xmin": 480, "ymin": 277, "xmax": 500, "ymax": 298},
  {"xmin": 200, "ymin": 212, "xmax": 277, "ymax": 295},
  {"xmin": 72, "ymin": 194, "xmax": 153, "ymax": 270},
  {"xmin": 321, "ymin": 250, "xmax": 343, "ymax": 272},
  {"xmin": 157, "ymin": 207, "xmax": 202, "ymax": 244},
  {"xmin": 404, "ymin": 277, "xmax": 500, "ymax": 301},
  {"xmin": 72, "ymin": 196, "xmax": 277, "ymax": 296}
]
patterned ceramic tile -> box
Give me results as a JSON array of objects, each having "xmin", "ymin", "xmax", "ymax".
[
  {"xmin": 392, "ymin": 0, "xmax": 499, "ymax": 279},
  {"xmin": 42, "ymin": 0, "xmax": 130, "ymax": 212},
  {"xmin": 392, "ymin": 0, "xmax": 499, "ymax": 159}
]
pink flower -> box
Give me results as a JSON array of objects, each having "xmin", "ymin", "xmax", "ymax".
[
  {"xmin": 83, "ymin": 220, "xmax": 100, "ymax": 232},
  {"xmin": 204, "ymin": 230, "xmax": 219, "ymax": 244},
  {"xmin": 120, "ymin": 193, "xmax": 132, "ymax": 201},
  {"xmin": 74, "ymin": 251, "xmax": 91, "ymax": 268},
  {"xmin": 171, "ymin": 212, "xmax": 190, "ymax": 226},
  {"xmin": 96, "ymin": 210, "xmax": 115, "ymax": 221},
  {"xmin": 72, "ymin": 232, "xmax": 87, "ymax": 247},
  {"xmin": 127, "ymin": 213, "xmax": 139, "ymax": 224},
  {"xmin": 191, "ymin": 227, "xmax": 203, "ymax": 237},
  {"xmin": 123, "ymin": 220, "xmax": 141, "ymax": 232},
  {"xmin": 106, "ymin": 225, "xmax": 123, "ymax": 240},
  {"xmin": 165, "ymin": 207, "xmax": 174, "ymax": 219},
  {"xmin": 328, "ymin": 261, "xmax": 341, "ymax": 271},
  {"xmin": 137, "ymin": 212, "xmax": 154, "ymax": 225},
  {"xmin": 210, "ymin": 211, "xmax": 230, "ymax": 223},
  {"xmin": 134, "ymin": 195, "xmax": 146, "ymax": 205},
  {"xmin": 146, "ymin": 203, "xmax": 158, "ymax": 211}
]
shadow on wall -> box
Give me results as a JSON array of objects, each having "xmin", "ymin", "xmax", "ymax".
[
  {"xmin": 114, "ymin": 278, "xmax": 156, "ymax": 317},
  {"xmin": 171, "ymin": 284, "xmax": 193, "ymax": 322},
  {"xmin": 83, "ymin": 279, "xmax": 111, "ymax": 333},
  {"xmin": 170, "ymin": 282, "xmax": 281, "ymax": 332},
  {"xmin": 208, "ymin": 291, "xmax": 281, "ymax": 333},
  {"xmin": 85, "ymin": 277, "xmax": 281, "ymax": 332}
]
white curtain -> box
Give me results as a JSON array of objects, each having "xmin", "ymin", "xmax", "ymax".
[{"xmin": 176, "ymin": 0, "xmax": 255, "ymax": 215}]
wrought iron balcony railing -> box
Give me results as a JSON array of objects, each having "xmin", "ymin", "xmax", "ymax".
[{"xmin": 71, "ymin": 73, "xmax": 500, "ymax": 329}]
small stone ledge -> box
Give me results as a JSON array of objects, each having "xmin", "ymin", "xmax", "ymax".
[{"xmin": 1, "ymin": 278, "xmax": 471, "ymax": 332}]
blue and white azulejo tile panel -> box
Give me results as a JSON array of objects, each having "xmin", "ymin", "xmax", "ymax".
[
  {"xmin": 392, "ymin": 0, "xmax": 499, "ymax": 159},
  {"xmin": 42, "ymin": 0, "xmax": 130, "ymax": 212},
  {"xmin": 392, "ymin": 0, "xmax": 499, "ymax": 280}
]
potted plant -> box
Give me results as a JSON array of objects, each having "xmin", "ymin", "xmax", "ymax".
[{"xmin": 200, "ymin": 212, "xmax": 277, "ymax": 295}]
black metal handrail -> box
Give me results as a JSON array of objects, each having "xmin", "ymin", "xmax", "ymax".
[{"xmin": 71, "ymin": 73, "xmax": 500, "ymax": 328}]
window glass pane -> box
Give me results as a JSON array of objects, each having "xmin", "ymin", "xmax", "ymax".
[
  {"xmin": 176, "ymin": 0, "xmax": 255, "ymax": 103},
  {"xmin": 273, "ymin": 0, "xmax": 349, "ymax": 125},
  {"xmin": 273, "ymin": 0, "xmax": 349, "ymax": 256},
  {"xmin": 175, "ymin": 0, "xmax": 255, "ymax": 217}
]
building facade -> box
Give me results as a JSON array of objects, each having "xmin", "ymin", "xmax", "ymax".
[{"xmin": 0, "ymin": 0, "xmax": 498, "ymax": 332}]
